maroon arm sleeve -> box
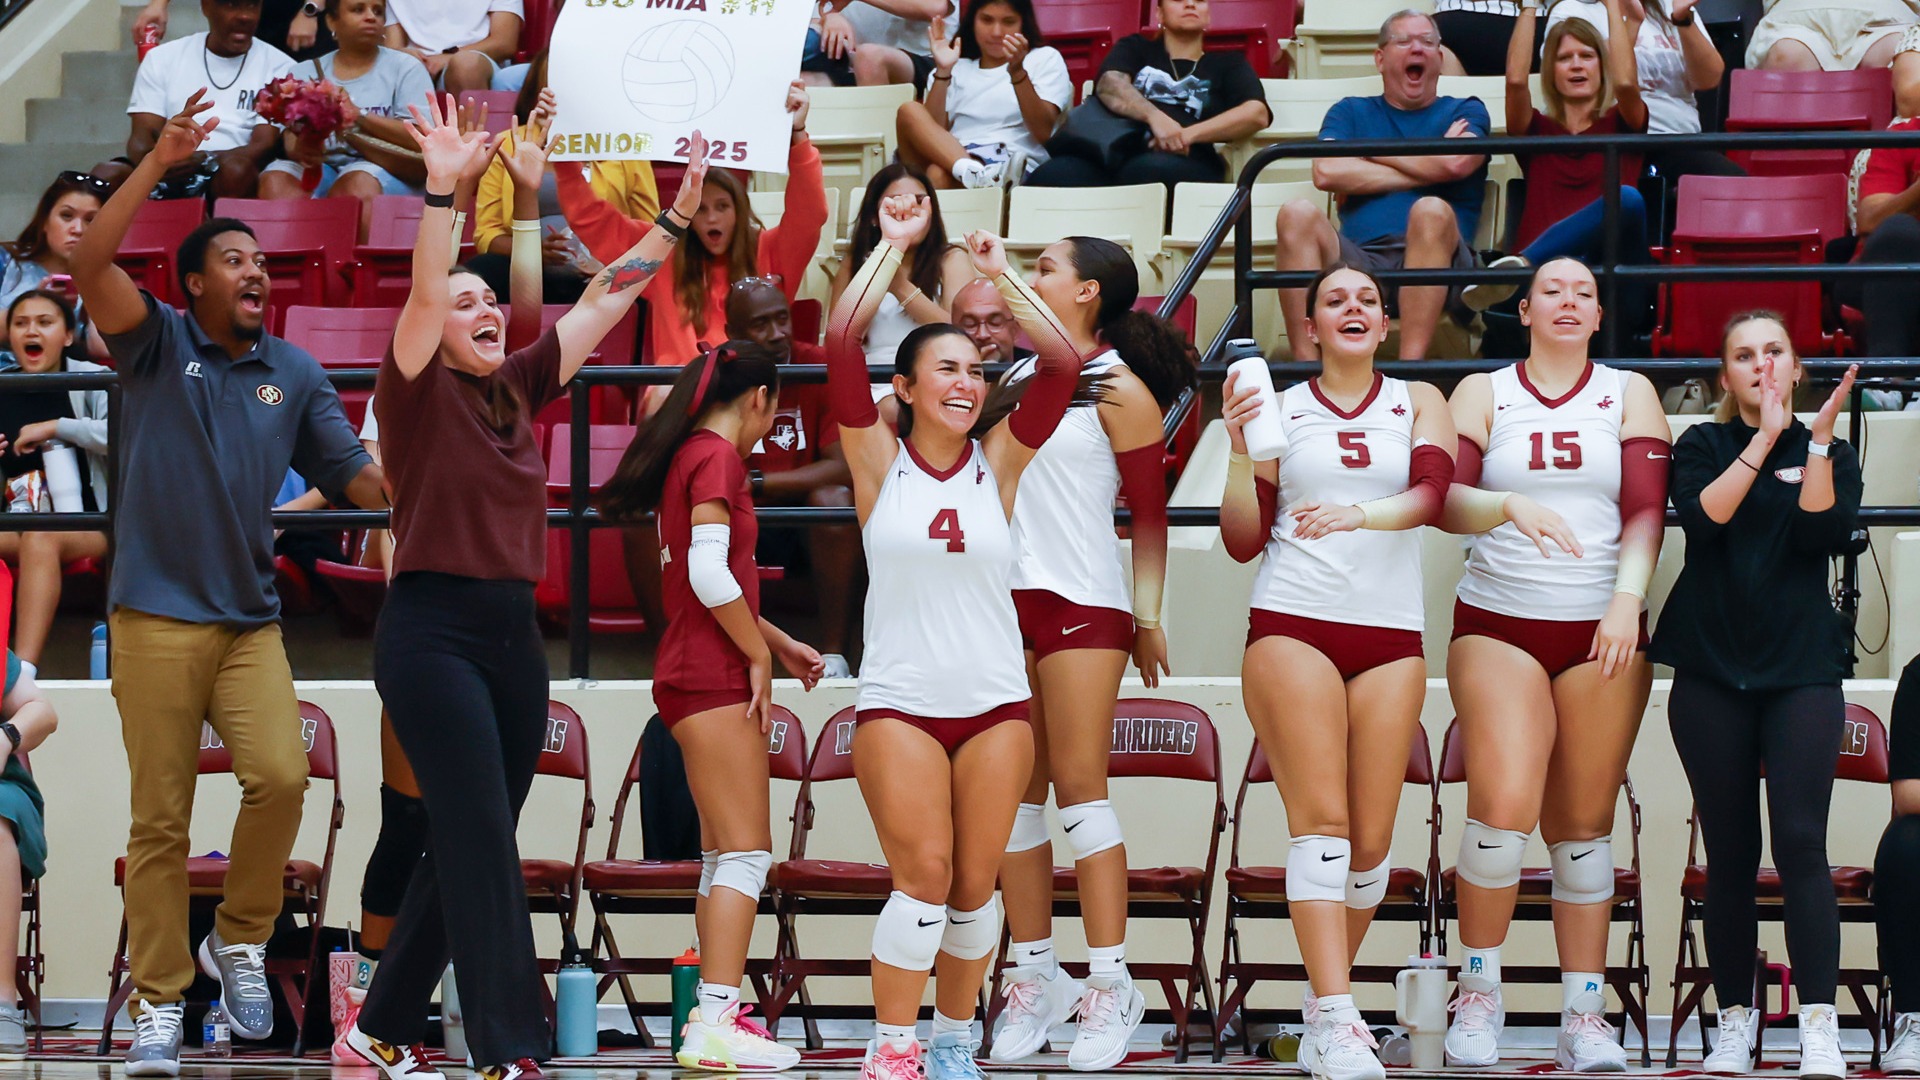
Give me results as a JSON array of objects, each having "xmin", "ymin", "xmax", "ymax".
[
  {"xmin": 1454, "ymin": 435, "xmax": 1485, "ymax": 488},
  {"xmin": 1619, "ymin": 436, "xmax": 1671, "ymax": 535},
  {"xmin": 1115, "ymin": 443, "xmax": 1167, "ymax": 623},
  {"xmin": 823, "ymin": 244, "xmax": 893, "ymax": 430}
]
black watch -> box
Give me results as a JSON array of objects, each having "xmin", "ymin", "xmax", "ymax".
[
  {"xmin": 1672, "ymin": 8, "xmax": 1695, "ymax": 24},
  {"xmin": 0, "ymin": 722, "xmax": 20, "ymax": 751}
]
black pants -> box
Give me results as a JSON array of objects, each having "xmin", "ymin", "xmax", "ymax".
[
  {"xmin": 1840, "ymin": 214, "xmax": 1920, "ymax": 358},
  {"xmin": 1026, "ymin": 150, "xmax": 1223, "ymax": 193},
  {"xmin": 1668, "ymin": 672, "xmax": 1845, "ymax": 1007},
  {"xmin": 467, "ymin": 252, "xmax": 590, "ymax": 306},
  {"xmin": 1876, "ymin": 654, "xmax": 1920, "ymax": 1013},
  {"xmin": 359, "ymin": 571, "xmax": 552, "ymax": 1064}
]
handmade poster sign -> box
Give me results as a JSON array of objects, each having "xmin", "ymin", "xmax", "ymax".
[{"xmin": 547, "ymin": 0, "xmax": 809, "ymax": 172}]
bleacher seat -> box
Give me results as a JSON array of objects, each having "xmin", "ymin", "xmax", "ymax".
[
  {"xmin": 114, "ymin": 198, "xmax": 205, "ymax": 305},
  {"xmin": 212, "ymin": 196, "xmax": 360, "ymax": 320},
  {"xmin": 456, "ymin": 89, "xmax": 521, "ymax": 134},
  {"xmin": 282, "ymin": 305, "xmax": 396, "ymax": 429},
  {"xmin": 539, "ymin": 424, "xmax": 646, "ymax": 634},
  {"xmin": 1161, "ymin": 181, "xmax": 1321, "ymax": 347},
  {"xmin": 929, "ymin": 184, "xmax": 1006, "ymax": 238},
  {"xmin": 1006, "ymin": 183, "xmax": 1169, "ymax": 290},
  {"xmin": 1148, "ymin": 0, "xmax": 1292, "ymax": 77},
  {"xmin": 1044, "ymin": 0, "xmax": 1142, "ymax": 97},
  {"xmin": 349, "ymin": 194, "xmax": 476, "ymax": 306},
  {"xmin": 749, "ymin": 186, "xmax": 842, "ymax": 308},
  {"xmin": 1229, "ymin": 76, "xmax": 1381, "ymax": 183},
  {"xmin": 1724, "ymin": 67, "xmax": 1893, "ymax": 177},
  {"xmin": 1294, "ymin": 0, "xmax": 1435, "ymax": 79},
  {"xmin": 770, "ymin": 86, "xmax": 912, "ymax": 198}
]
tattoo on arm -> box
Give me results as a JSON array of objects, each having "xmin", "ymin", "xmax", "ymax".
[{"xmin": 599, "ymin": 252, "xmax": 668, "ymax": 293}]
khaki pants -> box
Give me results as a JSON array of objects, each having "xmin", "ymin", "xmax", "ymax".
[{"xmin": 111, "ymin": 609, "xmax": 309, "ymax": 1007}]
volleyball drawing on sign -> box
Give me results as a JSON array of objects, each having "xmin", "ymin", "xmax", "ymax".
[{"xmin": 623, "ymin": 20, "xmax": 736, "ymax": 124}]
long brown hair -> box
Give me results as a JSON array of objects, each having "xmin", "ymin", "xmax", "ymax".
[
  {"xmin": 848, "ymin": 164, "xmax": 951, "ymax": 300},
  {"xmin": 598, "ymin": 341, "xmax": 782, "ymax": 518},
  {"xmin": 8, "ymin": 173, "xmax": 106, "ymax": 263},
  {"xmin": 674, "ymin": 169, "xmax": 762, "ymax": 340}
]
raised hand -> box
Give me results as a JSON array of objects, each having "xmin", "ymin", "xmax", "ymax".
[
  {"xmin": 152, "ymin": 90, "xmax": 221, "ymax": 170},
  {"xmin": 1757, "ymin": 356, "xmax": 1791, "ymax": 440},
  {"xmin": 929, "ymin": 18, "xmax": 961, "ymax": 73},
  {"xmin": 1003, "ymin": 30, "xmax": 1030, "ymax": 72},
  {"xmin": 787, "ymin": 81, "xmax": 811, "ymax": 132},
  {"xmin": 500, "ymin": 111, "xmax": 552, "ymax": 192},
  {"xmin": 407, "ymin": 93, "xmax": 494, "ymax": 191},
  {"xmin": 671, "ymin": 130, "xmax": 711, "ymax": 220},
  {"xmin": 1505, "ymin": 492, "xmax": 1583, "ymax": 558},
  {"xmin": 1810, "ymin": 363, "xmax": 1858, "ymax": 444},
  {"xmin": 878, "ymin": 193, "xmax": 932, "ymax": 249},
  {"xmin": 1220, "ymin": 370, "xmax": 1261, "ymax": 457},
  {"xmin": 962, "ymin": 228, "xmax": 1005, "ymax": 274}
]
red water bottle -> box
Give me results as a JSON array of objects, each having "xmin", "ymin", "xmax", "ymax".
[{"xmin": 137, "ymin": 23, "xmax": 162, "ymax": 61}]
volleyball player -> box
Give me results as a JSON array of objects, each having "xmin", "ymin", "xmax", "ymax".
[
  {"xmin": 1438, "ymin": 257, "xmax": 1670, "ymax": 1073},
  {"xmin": 823, "ymin": 193, "xmax": 1084, "ymax": 1080},
  {"xmin": 1217, "ymin": 265, "xmax": 1455, "ymax": 1080},
  {"xmin": 988, "ymin": 236, "xmax": 1194, "ymax": 1071},
  {"xmin": 596, "ymin": 340, "xmax": 826, "ymax": 1072}
]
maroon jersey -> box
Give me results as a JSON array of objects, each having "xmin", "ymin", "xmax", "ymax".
[
  {"xmin": 751, "ymin": 342, "xmax": 841, "ymax": 477},
  {"xmin": 656, "ymin": 429, "xmax": 761, "ymax": 692}
]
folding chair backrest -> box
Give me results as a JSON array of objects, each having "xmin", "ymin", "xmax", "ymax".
[
  {"xmin": 361, "ymin": 195, "xmax": 429, "ymax": 249},
  {"xmin": 1438, "ymin": 718, "xmax": 1468, "ymax": 786},
  {"xmin": 1109, "ymin": 699, "xmax": 1219, "ymax": 782},
  {"xmin": 1726, "ymin": 68, "xmax": 1893, "ymax": 132},
  {"xmin": 1045, "ymin": 0, "xmax": 1142, "ymax": 32},
  {"xmin": 197, "ymin": 701, "xmax": 336, "ymax": 780},
  {"xmin": 212, "ymin": 197, "xmax": 360, "ymax": 271},
  {"xmin": 1258, "ymin": 77, "xmax": 1382, "ymax": 137},
  {"xmin": 284, "ymin": 306, "xmax": 402, "ymax": 366},
  {"xmin": 767, "ymin": 705, "xmax": 810, "ymax": 783},
  {"xmin": 538, "ymin": 701, "xmax": 591, "ymax": 780},
  {"xmin": 1301, "ymin": 0, "xmax": 1428, "ymax": 32},
  {"xmin": 1673, "ymin": 173, "xmax": 1849, "ymax": 247},
  {"xmin": 119, "ymin": 198, "xmax": 207, "ymax": 302},
  {"xmin": 1137, "ymin": 294, "xmax": 1195, "ymax": 341},
  {"xmin": 545, "ymin": 424, "xmax": 639, "ymax": 493},
  {"xmin": 1837, "ymin": 703, "xmax": 1889, "ymax": 784},
  {"xmin": 457, "ymin": 90, "xmax": 521, "ymax": 134},
  {"xmin": 751, "ymin": 188, "xmax": 845, "ymax": 258},
  {"xmin": 807, "ymin": 707, "xmax": 861, "ymax": 784},
  {"xmin": 1168, "ymin": 181, "xmax": 1323, "ymax": 242},
  {"xmin": 1246, "ymin": 725, "xmax": 1431, "ymax": 787}
]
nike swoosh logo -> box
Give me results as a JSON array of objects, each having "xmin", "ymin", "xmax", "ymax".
[
  {"xmin": 1063, "ymin": 622, "xmax": 1091, "ymax": 635},
  {"xmin": 1570, "ymin": 849, "xmax": 1594, "ymax": 860},
  {"xmin": 1319, "ymin": 853, "xmax": 1341, "ymax": 862},
  {"xmin": 1290, "ymin": 413, "xmax": 1308, "ymax": 420},
  {"xmin": 1031, "ymin": 947, "xmax": 1050, "ymax": 954},
  {"xmin": 1476, "ymin": 841, "xmax": 1500, "ymax": 849},
  {"xmin": 951, "ymin": 918, "xmax": 976, "ymax": 924},
  {"xmin": 1064, "ymin": 820, "xmax": 1082, "ymax": 832},
  {"xmin": 917, "ymin": 918, "xmax": 941, "ymax": 927},
  {"xmin": 1353, "ymin": 879, "xmax": 1377, "ymax": 889},
  {"xmin": 1647, "ymin": 451, "xmax": 1668, "ymax": 460}
]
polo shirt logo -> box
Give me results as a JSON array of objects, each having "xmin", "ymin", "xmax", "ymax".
[
  {"xmin": 256, "ymin": 385, "xmax": 284, "ymax": 406},
  {"xmin": 185, "ymin": 361, "xmax": 203, "ymax": 378}
]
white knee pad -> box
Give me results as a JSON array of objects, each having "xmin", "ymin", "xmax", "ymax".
[
  {"xmin": 872, "ymin": 891, "xmax": 946, "ymax": 972},
  {"xmin": 1457, "ymin": 819, "xmax": 1529, "ymax": 890},
  {"xmin": 940, "ymin": 897, "xmax": 1001, "ymax": 961},
  {"xmin": 1006, "ymin": 802, "xmax": 1049, "ymax": 853},
  {"xmin": 1285, "ymin": 834, "xmax": 1351, "ymax": 904},
  {"xmin": 1549, "ymin": 838, "xmax": 1615, "ymax": 905},
  {"xmin": 698, "ymin": 849, "xmax": 719, "ymax": 898},
  {"xmin": 709, "ymin": 850, "xmax": 773, "ymax": 901},
  {"xmin": 1345, "ymin": 852, "xmax": 1390, "ymax": 911},
  {"xmin": 1059, "ymin": 799, "xmax": 1124, "ymax": 861}
]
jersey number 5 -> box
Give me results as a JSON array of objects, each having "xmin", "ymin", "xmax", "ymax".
[
  {"xmin": 1529, "ymin": 431, "xmax": 1583, "ymax": 471},
  {"xmin": 1337, "ymin": 431, "xmax": 1371, "ymax": 469},
  {"xmin": 929, "ymin": 508, "xmax": 966, "ymax": 553}
]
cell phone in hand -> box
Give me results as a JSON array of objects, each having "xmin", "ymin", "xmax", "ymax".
[{"xmin": 43, "ymin": 274, "xmax": 73, "ymax": 297}]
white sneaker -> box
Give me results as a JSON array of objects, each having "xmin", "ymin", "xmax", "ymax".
[
  {"xmin": 1556, "ymin": 1010, "xmax": 1628, "ymax": 1072},
  {"xmin": 861, "ymin": 1039, "xmax": 926, "ymax": 1080},
  {"xmin": 1800, "ymin": 1003, "xmax": 1847, "ymax": 1080},
  {"xmin": 1884, "ymin": 1013, "xmax": 1920, "ymax": 1075},
  {"xmin": 1462, "ymin": 254, "xmax": 1530, "ymax": 312},
  {"xmin": 989, "ymin": 966, "xmax": 1083, "ymax": 1062},
  {"xmin": 1297, "ymin": 990, "xmax": 1319, "ymax": 1068},
  {"xmin": 820, "ymin": 654, "xmax": 852, "ymax": 679},
  {"xmin": 344, "ymin": 1023, "xmax": 446, "ymax": 1080},
  {"xmin": 677, "ymin": 1006, "xmax": 802, "ymax": 1071},
  {"xmin": 1303, "ymin": 1010, "xmax": 1385, "ymax": 1080},
  {"xmin": 1067, "ymin": 975, "xmax": 1145, "ymax": 1071},
  {"xmin": 1444, "ymin": 985, "xmax": 1504, "ymax": 1067},
  {"xmin": 1703, "ymin": 1005, "xmax": 1760, "ymax": 1075},
  {"xmin": 954, "ymin": 158, "xmax": 995, "ymax": 189},
  {"xmin": 993, "ymin": 150, "xmax": 1029, "ymax": 191}
]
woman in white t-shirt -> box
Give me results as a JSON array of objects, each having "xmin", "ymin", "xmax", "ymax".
[{"xmin": 896, "ymin": 0, "xmax": 1071, "ymax": 189}]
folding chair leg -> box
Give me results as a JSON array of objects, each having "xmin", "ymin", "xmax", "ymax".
[{"xmin": 99, "ymin": 918, "xmax": 132, "ymax": 1057}]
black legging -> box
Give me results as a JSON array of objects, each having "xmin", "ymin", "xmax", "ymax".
[
  {"xmin": 1876, "ymin": 654, "xmax": 1920, "ymax": 1014},
  {"xmin": 1668, "ymin": 672, "xmax": 1845, "ymax": 1007},
  {"xmin": 360, "ymin": 782, "xmax": 429, "ymax": 926},
  {"xmin": 358, "ymin": 571, "xmax": 552, "ymax": 1064}
]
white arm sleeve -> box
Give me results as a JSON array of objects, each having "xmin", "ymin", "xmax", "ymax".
[{"xmin": 687, "ymin": 522, "xmax": 744, "ymax": 609}]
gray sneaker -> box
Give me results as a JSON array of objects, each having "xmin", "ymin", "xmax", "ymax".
[
  {"xmin": 125, "ymin": 1001, "xmax": 184, "ymax": 1077},
  {"xmin": 0, "ymin": 1001, "xmax": 28, "ymax": 1059},
  {"xmin": 196, "ymin": 930, "xmax": 273, "ymax": 1039}
]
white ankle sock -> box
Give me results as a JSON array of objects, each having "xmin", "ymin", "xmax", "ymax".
[
  {"xmin": 1010, "ymin": 937, "xmax": 1056, "ymax": 973},
  {"xmin": 1087, "ymin": 944, "xmax": 1126, "ymax": 981},
  {"xmin": 1562, "ymin": 972, "xmax": 1605, "ymax": 1015},
  {"xmin": 931, "ymin": 1011, "xmax": 971, "ymax": 1037},
  {"xmin": 876, "ymin": 1021, "xmax": 918, "ymax": 1053},
  {"xmin": 698, "ymin": 981, "xmax": 740, "ymax": 1021}
]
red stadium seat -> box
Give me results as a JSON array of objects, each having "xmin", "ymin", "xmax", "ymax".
[
  {"xmin": 586, "ymin": 710, "xmax": 809, "ymax": 1044},
  {"xmin": 1652, "ymin": 174, "xmax": 1850, "ymax": 359},
  {"xmin": 312, "ymin": 558, "xmax": 387, "ymax": 635},
  {"xmin": 527, "ymin": 304, "xmax": 642, "ymax": 425},
  {"xmin": 1147, "ymin": 0, "xmax": 1292, "ymax": 76},
  {"xmin": 543, "ymin": 423, "xmax": 638, "ymax": 503},
  {"xmin": 283, "ymin": 305, "xmax": 397, "ymax": 428},
  {"xmin": 1724, "ymin": 68, "xmax": 1893, "ymax": 177},
  {"xmin": 457, "ymin": 89, "xmax": 521, "ymax": 134},
  {"xmin": 99, "ymin": 705, "xmax": 345, "ymax": 1057},
  {"xmin": 348, "ymin": 195, "xmax": 477, "ymax": 306},
  {"xmin": 1666, "ymin": 704, "xmax": 1892, "ymax": 1070},
  {"xmin": 115, "ymin": 198, "xmax": 206, "ymax": 306},
  {"xmin": 212, "ymin": 197, "xmax": 360, "ymax": 322},
  {"xmin": 520, "ymin": 0, "xmax": 553, "ymax": 58},
  {"xmin": 1044, "ymin": 0, "xmax": 1143, "ymax": 99}
]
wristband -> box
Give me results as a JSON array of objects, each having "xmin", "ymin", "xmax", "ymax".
[
  {"xmin": 1133, "ymin": 616, "xmax": 1160, "ymax": 631},
  {"xmin": 1808, "ymin": 440, "xmax": 1832, "ymax": 458},
  {"xmin": 0, "ymin": 722, "xmax": 19, "ymax": 751},
  {"xmin": 933, "ymin": 71, "xmax": 953, "ymax": 81},
  {"xmin": 654, "ymin": 209, "xmax": 689, "ymax": 240},
  {"xmin": 424, "ymin": 189, "xmax": 456, "ymax": 208},
  {"xmin": 900, "ymin": 285, "xmax": 925, "ymax": 307},
  {"xmin": 1735, "ymin": 456, "xmax": 1761, "ymax": 471}
]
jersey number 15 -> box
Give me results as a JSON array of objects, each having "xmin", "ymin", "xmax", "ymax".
[{"xmin": 1528, "ymin": 431, "xmax": 1584, "ymax": 471}]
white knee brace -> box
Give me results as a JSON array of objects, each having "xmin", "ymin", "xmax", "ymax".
[
  {"xmin": 709, "ymin": 850, "xmax": 773, "ymax": 901},
  {"xmin": 1346, "ymin": 852, "xmax": 1390, "ymax": 910},
  {"xmin": 1548, "ymin": 838, "xmax": 1615, "ymax": 905},
  {"xmin": 1457, "ymin": 819, "xmax": 1529, "ymax": 890},
  {"xmin": 698, "ymin": 849, "xmax": 719, "ymax": 898},
  {"xmin": 1006, "ymin": 802, "xmax": 1049, "ymax": 853},
  {"xmin": 940, "ymin": 897, "xmax": 1001, "ymax": 961},
  {"xmin": 1059, "ymin": 799, "xmax": 1124, "ymax": 861},
  {"xmin": 872, "ymin": 891, "xmax": 946, "ymax": 972},
  {"xmin": 1285, "ymin": 834, "xmax": 1351, "ymax": 903}
]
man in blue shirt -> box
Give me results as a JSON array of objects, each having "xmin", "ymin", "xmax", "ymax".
[{"xmin": 1275, "ymin": 10, "xmax": 1489, "ymax": 360}]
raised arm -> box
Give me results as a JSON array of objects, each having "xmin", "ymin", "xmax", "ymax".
[
  {"xmin": 1602, "ymin": 0, "xmax": 1648, "ymax": 130},
  {"xmin": 392, "ymin": 93, "xmax": 499, "ymax": 379},
  {"xmin": 1795, "ymin": 365, "xmax": 1863, "ymax": 552},
  {"xmin": 1507, "ymin": 4, "xmax": 1538, "ymax": 136},
  {"xmin": 825, "ymin": 198, "xmax": 916, "ymax": 501},
  {"xmin": 497, "ymin": 98, "xmax": 555, "ymax": 349},
  {"xmin": 968, "ymin": 230, "xmax": 1084, "ymax": 485}
]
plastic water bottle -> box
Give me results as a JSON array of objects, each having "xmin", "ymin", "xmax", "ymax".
[
  {"xmin": 554, "ymin": 938, "xmax": 598, "ymax": 1058},
  {"xmin": 204, "ymin": 1000, "xmax": 232, "ymax": 1057},
  {"xmin": 90, "ymin": 622, "xmax": 108, "ymax": 680},
  {"xmin": 1258, "ymin": 1031, "xmax": 1300, "ymax": 1062},
  {"xmin": 1223, "ymin": 339, "xmax": 1288, "ymax": 461},
  {"xmin": 670, "ymin": 947, "xmax": 700, "ymax": 1054},
  {"xmin": 39, "ymin": 441, "xmax": 82, "ymax": 512}
]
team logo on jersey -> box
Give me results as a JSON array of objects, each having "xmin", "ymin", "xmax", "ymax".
[
  {"xmin": 1110, "ymin": 715, "xmax": 1199, "ymax": 755},
  {"xmin": 1596, "ymin": 396, "xmax": 1614, "ymax": 410},
  {"xmin": 975, "ymin": 464, "xmax": 985, "ymax": 484},
  {"xmin": 256, "ymin": 384, "xmax": 284, "ymax": 406},
  {"xmin": 1392, "ymin": 404, "xmax": 1407, "ymax": 416},
  {"xmin": 1775, "ymin": 466, "xmax": 1805, "ymax": 485}
]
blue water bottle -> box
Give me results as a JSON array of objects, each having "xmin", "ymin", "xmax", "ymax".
[
  {"xmin": 90, "ymin": 622, "xmax": 108, "ymax": 680},
  {"xmin": 554, "ymin": 933, "xmax": 598, "ymax": 1058}
]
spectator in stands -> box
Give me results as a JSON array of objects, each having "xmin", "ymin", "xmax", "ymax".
[
  {"xmin": 1436, "ymin": 0, "xmax": 1537, "ymax": 76},
  {"xmin": 1462, "ymin": 0, "xmax": 1648, "ymax": 314},
  {"xmin": 0, "ymin": 634, "xmax": 56, "ymax": 1059},
  {"xmin": 1274, "ymin": 10, "xmax": 1487, "ymax": 361},
  {"xmin": 800, "ymin": 0, "xmax": 953, "ymax": 90},
  {"xmin": 1876, "ymin": 655, "xmax": 1920, "ymax": 1075},
  {"xmin": 831, "ymin": 166, "xmax": 974, "ymax": 367},
  {"xmin": 135, "ymin": 0, "xmax": 335, "ymax": 62},
  {"xmin": 474, "ymin": 63, "xmax": 658, "ymax": 305},
  {"xmin": 94, "ymin": 0, "xmax": 297, "ymax": 200},
  {"xmin": 72, "ymin": 92, "xmax": 386, "ymax": 1075},
  {"xmin": 561, "ymin": 83, "xmax": 825, "ymax": 379},
  {"xmin": 1896, "ymin": 24, "xmax": 1920, "ymax": 116},
  {"xmin": 1025, "ymin": 0, "xmax": 1272, "ymax": 191},
  {"xmin": 1849, "ymin": 69, "xmax": 1920, "ymax": 358},
  {"xmin": 1, "ymin": 174, "xmax": 105, "ymax": 348},
  {"xmin": 0, "ymin": 292, "xmax": 111, "ymax": 673},
  {"xmin": 1748, "ymin": 0, "xmax": 1912, "ymax": 71},
  {"xmin": 894, "ymin": 0, "xmax": 1071, "ymax": 189},
  {"xmin": 383, "ymin": 0, "xmax": 522, "ymax": 93},
  {"xmin": 951, "ymin": 276, "xmax": 1033, "ymax": 362},
  {"xmin": 258, "ymin": 0, "xmax": 432, "ymax": 235}
]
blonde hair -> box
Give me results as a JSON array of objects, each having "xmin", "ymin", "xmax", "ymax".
[
  {"xmin": 1540, "ymin": 17, "xmax": 1612, "ymax": 127},
  {"xmin": 1713, "ymin": 309, "xmax": 1795, "ymax": 422}
]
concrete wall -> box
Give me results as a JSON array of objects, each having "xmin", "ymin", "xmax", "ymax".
[{"xmin": 0, "ymin": 0, "xmax": 118, "ymax": 142}]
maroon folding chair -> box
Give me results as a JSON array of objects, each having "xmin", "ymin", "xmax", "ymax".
[
  {"xmin": 100, "ymin": 703, "xmax": 345, "ymax": 1056},
  {"xmin": 1667, "ymin": 703, "xmax": 1891, "ymax": 1069},
  {"xmin": 14, "ymin": 752, "xmax": 44, "ymax": 1053},
  {"xmin": 1724, "ymin": 68, "xmax": 1893, "ymax": 177},
  {"xmin": 1044, "ymin": 0, "xmax": 1143, "ymax": 97},
  {"xmin": 586, "ymin": 707, "xmax": 810, "ymax": 1045},
  {"xmin": 523, "ymin": 702, "xmax": 596, "ymax": 1001},
  {"xmin": 115, "ymin": 198, "xmax": 206, "ymax": 306},
  {"xmin": 456, "ymin": 90, "xmax": 521, "ymax": 134},
  {"xmin": 1214, "ymin": 727, "xmax": 1439, "ymax": 1058}
]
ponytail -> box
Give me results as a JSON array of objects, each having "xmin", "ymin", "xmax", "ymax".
[
  {"xmin": 597, "ymin": 341, "xmax": 782, "ymax": 520},
  {"xmin": 1101, "ymin": 308, "xmax": 1197, "ymax": 410}
]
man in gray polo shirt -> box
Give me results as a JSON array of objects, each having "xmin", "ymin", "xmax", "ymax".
[{"xmin": 72, "ymin": 92, "xmax": 389, "ymax": 1077}]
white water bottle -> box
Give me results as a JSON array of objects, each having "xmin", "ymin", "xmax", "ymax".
[
  {"xmin": 1395, "ymin": 954, "xmax": 1450, "ymax": 1070},
  {"xmin": 1223, "ymin": 339, "xmax": 1287, "ymax": 461},
  {"xmin": 40, "ymin": 440, "xmax": 82, "ymax": 512}
]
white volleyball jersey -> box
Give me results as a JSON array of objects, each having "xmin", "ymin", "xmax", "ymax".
[
  {"xmin": 1457, "ymin": 363, "xmax": 1627, "ymax": 621},
  {"xmin": 1008, "ymin": 349, "xmax": 1130, "ymax": 611},
  {"xmin": 858, "ymin": 439, "xmax": 1031, "ymax": 717},
  {"xmin": 1250, "ymin": 374, "xmax": 1425, "ymax": 632}
]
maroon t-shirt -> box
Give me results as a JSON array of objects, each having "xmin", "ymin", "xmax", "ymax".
[
  {"xmin": 656, "ymin": 429, "xmax": 761, "ymax": 693},
  {"xmin": 1515, "ymin": 107, "xmax": 1645, "ymax": 251},
  {"xmin": 375, "ymin": 326, "xmax": 566, "ymax": 583}
]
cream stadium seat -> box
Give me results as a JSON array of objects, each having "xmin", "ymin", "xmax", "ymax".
[
  {"xmin": 1162, "ymin": 181, "xmax": 1324, "ymax": 350},
  {"xmin": 754, "ymin": 85, "xmax": 913, "ymax": 198},
  {"xmin": 748, "ymin": 187, "xmax": 841, "ymax": 308},
  {"xmin": 1005, "ymin": 183, "xmax": 1170, "ymax": 290},
  {"xmin": 1293, "ymin": 0, "xmax": 1435, "ymax": 79},
  {"xmin": 930, "ymin": 184, "xmax": 1006, "ymax": 238},
  {"xmin": 1227, "ymin": 76, "xmax": 1380, "ymax": 183}
]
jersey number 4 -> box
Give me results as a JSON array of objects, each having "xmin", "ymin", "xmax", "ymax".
[
  {"xmin": 929, "ymin": 508, "xmax": 966, "ymax": 552},
  {"xmin": 1337, "ymin": 431, "xmax": 1371, "ymax": 468},
  {"xmin": 1528, "ymin": 431, "xmax": 1583, "ymax": 471}
]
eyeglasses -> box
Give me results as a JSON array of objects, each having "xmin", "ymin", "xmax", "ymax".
[
  {"xmin": 731, "ymin": 274, "xmax": 786, "ymax": 291},
  {"xmin": 1386, "ymin": 32, "xmax": 1440, "ymax": 48},
  {"xmin": 57, "ymin": 171, "xmax": 111, "ymax": 193},
  {"xmin": 958, "ymin": 315, "xmax": 1013, "ymax": 332}
]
